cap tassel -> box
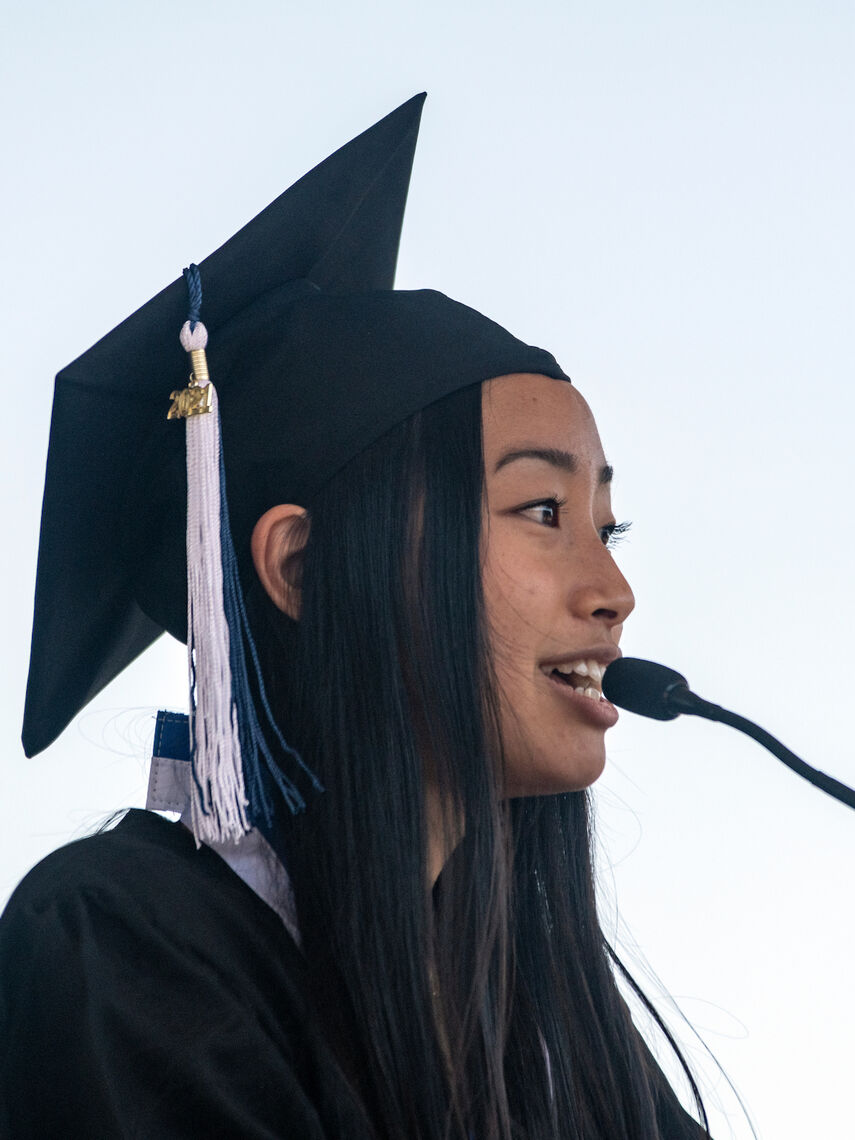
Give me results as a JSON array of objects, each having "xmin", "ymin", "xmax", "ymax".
[
  {"xmin": 179, "ymin": 318, "xmax": 249, "ymax": 843},
  {"xmin": 173, "ymin": 265, "xmax": 322, "ymax": 846}
]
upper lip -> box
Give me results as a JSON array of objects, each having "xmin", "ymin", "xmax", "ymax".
[{"xmin": 540, "ymin": 646, "xmax": 622, "ymax": 672}]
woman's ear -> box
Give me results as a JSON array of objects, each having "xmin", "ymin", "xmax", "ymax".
[{"xmin": 251, "ymin": 504, "xmax": 310, "ymax": 620}]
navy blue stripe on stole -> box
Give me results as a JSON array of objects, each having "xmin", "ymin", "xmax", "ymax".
[{"xmin": 154, "ymin": 710, "xmax": 191, "ymax": 763}]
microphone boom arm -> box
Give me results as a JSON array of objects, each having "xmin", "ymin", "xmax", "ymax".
[{"xmin": 667, "ymin": 685, "xmax": 855, "ymax": 811}]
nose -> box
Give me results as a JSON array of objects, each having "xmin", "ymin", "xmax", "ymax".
[{"xmin": 570, "ymin": 535, "xmax": 635, "ymax": 629}]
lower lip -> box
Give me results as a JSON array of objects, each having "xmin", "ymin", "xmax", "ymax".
[{"xmin": 544, "ymin": 672, "xmax": 620, "ymax": 729}]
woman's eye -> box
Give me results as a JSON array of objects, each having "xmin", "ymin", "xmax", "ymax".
[
  {"xmin": 600, "ymin": 520, "xmax": 632, "ymax": 549},
  {"xmin": 520, "ymin": 498, "xmax": 564, "ymax": 527}
]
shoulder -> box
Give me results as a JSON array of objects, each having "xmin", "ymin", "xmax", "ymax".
[
  {"xmin": 5, "ymin": 811, "xmax": 148, "ymax": 909},
  {"xmin": 0, "ymin": 812, "xmax": 370, "ymax": 1137},
  {"xmin": 6, "ymin": 808, "xmax": 220, "ymax": 906},
  {"xmin": 1, "ymin": 810, "xmax": 174, "ymax": 951},
  {"xmin": 0, "ymin": 809, "xmax": 301, "ymax": 1012},
  {"xmin": 4, "ymin": 809, "xmax": 278, "ymax": 930}
]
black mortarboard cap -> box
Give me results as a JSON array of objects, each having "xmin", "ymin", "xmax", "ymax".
[{"xmin": 23, "ymin": 94, "xmax": 568, "ymax": 759}]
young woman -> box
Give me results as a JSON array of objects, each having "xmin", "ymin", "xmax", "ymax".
[{"xmin": 0, "ymin": 97, "xmax": 712, "ymax": 1139}]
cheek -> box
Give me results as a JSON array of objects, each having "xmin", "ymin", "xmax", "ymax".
[
  {"xmin": 482, "ymin": 539, "xmax": 607, "ymax": 796},
  {"xmin": 482, "ymin": 545, "xmax": 559, "ymax": 679}
]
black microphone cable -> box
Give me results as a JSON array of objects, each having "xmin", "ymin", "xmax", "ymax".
[{"xmin": 603, "ymin": 656, "xmax": 855, "ymax": 811}]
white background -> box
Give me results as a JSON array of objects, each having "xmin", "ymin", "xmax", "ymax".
[{"xmin": 2, "ymin": 3, "xmax": 853, "ymax": 1137}]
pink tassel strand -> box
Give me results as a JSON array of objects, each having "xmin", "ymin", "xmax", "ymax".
[{"xmin": 182, "ymin": 326, "xmax": 249, "ymax": 845}]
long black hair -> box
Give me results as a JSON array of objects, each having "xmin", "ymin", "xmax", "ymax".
[{"xmin": 249, "ymin": 380, "xmax": 710, "ymax": 1139}]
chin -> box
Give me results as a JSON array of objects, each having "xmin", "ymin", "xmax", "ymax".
[{"xmin": 503, "ymin": 742, "xmax": 607, "ymax": 798}]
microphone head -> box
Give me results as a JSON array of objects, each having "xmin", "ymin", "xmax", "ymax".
[{"xmin": 603, "ymin": 657, "xmax": 690, "ymax": 721}]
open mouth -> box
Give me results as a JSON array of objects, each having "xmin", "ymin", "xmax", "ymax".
[{"xmin": 548, "ymin": 659, "xmax": 606, "ymax": 702}]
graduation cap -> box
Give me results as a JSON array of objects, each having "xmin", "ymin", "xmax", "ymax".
[{"xmin": 23, "ymin": 94, "xmax": 568, "ymax": 839}]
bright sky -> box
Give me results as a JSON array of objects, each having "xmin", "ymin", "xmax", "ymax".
[{"xmin": 3, "ymin": 3, "xmax": 854, "ymax": 1137}]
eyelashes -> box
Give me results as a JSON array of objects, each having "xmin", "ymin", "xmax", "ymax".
[
  {"xmin": 601, "ymin": 520, "xmax": 632, "ymax": 550},
  {"xmin": 517, "ymin": 498, "xmax": 633, "ymax": 550}
]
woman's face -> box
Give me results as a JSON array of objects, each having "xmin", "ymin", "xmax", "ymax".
[{"xmin": 481, "ymin": 373, "xmax": 634, "ymax": 796}]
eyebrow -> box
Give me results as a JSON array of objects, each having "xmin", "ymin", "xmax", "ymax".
[{"xmin": 493, "ymin": 447, "xmax": 613, "ymax": 485}]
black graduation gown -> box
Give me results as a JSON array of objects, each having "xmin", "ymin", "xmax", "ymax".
[
  {"xmin": 0, "ymin": 810, "xmax": 370, "ymax": 1139},
  {"xmin": 0, "ymin": 810, "xmax": 709, "ymax": 1139}
]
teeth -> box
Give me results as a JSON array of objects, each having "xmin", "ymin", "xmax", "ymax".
[
  {"xmin": 552, "ymin": 658, "xmax": 607, "ymax": 686},
  {"xmin": 584, "ymin": 686, "xmax": 601, "ymax": 701}
]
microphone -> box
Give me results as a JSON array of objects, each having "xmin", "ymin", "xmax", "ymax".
[
  {"xmin": 601, "ymin": 657, "xmax": 702, "ymax": 721},
  {"xmin": 603, "ymin": 656, "xmax": 855, "ymax": 811}
]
